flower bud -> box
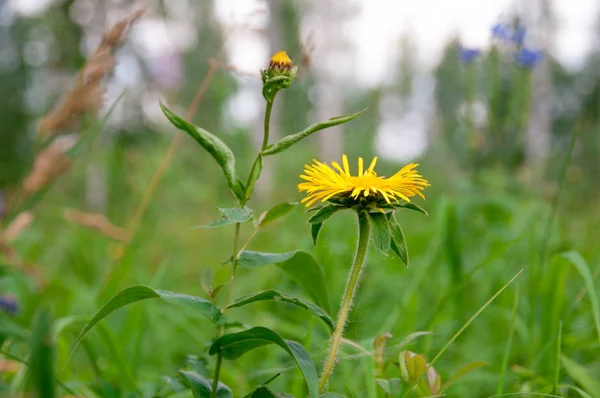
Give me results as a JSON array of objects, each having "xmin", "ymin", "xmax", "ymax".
[{"xmin": 268, "ymin": 51, "xmax": 292, "ymax": 75}]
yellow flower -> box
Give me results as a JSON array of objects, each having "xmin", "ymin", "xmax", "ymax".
[
  {"xmin": 298, "ymin": 154, "xmax": 430, "ymax": 207},
  {"xmin": 269, "ymin": 51, "xmax": 292, "ymax": 73}
]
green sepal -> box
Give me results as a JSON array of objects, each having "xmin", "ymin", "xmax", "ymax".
[
  {"xmin": 311, "ymin": 223, "xmax": 323, "ymax": 246},
  {"xmin": 368, "ymin": 212, "xmax": 391, "ymax": 252},
  {"xmin": 160, "ymin": 101, "xmax": 244, "ymax": 200},
  {"xmin": 308, "ymin": 204, "xmax": 343, "ymax": 224},
  {"xmin": 389, "ymin": 215, "xmax": 409, "ymax": 267},
  {"xmin": 262, "ymin": 108, "xmax": 366, "ymax": 156}
]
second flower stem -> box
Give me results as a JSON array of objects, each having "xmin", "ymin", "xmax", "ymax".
[{"xmin": 319, "ymin": 210, "xmax": 371, "ymax": 392}]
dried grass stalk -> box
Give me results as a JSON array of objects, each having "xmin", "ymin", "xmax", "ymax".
[
  {"xmin": 2, "ymin": 211, "xmax": 34, "ymax": 242},
  {"xmin": 64, "ymin": 208, "xmax": 130, "ymax": 243},
  {"xmin": 37, "ymin": 6, "xmax": 146, "ymax": 140},
  {"xmin": 22, "ymin": 137, "xmax": 75, "ymax": 195}
]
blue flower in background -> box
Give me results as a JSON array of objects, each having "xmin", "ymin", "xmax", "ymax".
[
  {"xmin": 492, "ymin": 23, "xmax": 527, "ymax": 45},
  {"xmin": 511, "ymin": 25, "xmax": 526, "ymax": 46},
  {"xmin": 515, "ymin": 48, "xmax": 543, "ymax": 68},
  {"xmin": 458, "ymin": 46, "xmax": 481, "ymax": 64},
  {"xmin": 0, "ymin": 295, "xmax": 19, "ymax": 316},
  {"xmin": 491, "ymin": 23, "xmax": 512, "ymax": 41}
]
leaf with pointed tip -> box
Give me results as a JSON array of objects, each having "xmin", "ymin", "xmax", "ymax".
[
  {"xmin": 234, "ymin": 251, "xmax": 331, "ymax": 313},
  {"xmin": 226, "ymin": 289, "xmax": 334, "ymax": 331},
  {"xmin": 258, "ymin": 202, "xmax": 297, "ymax": 228},
  {"xmin": 311, "ymin": 223, "xmax": 323, "ymax": 246},
  {"xmin": 244, "ymin": 386, "xmax": 293, "ymax": 398},
  {"xmin": 209, "ymin": 327, "xmax": 318, "ymax": 398},
  {"xmin": 368, "ymin": 212, "xmax": 391, "ymax": 252},
  {"xmin": 389, "ymin": 216, "xmax": 409, "ymax": 267},
  {"xmin": 262, "ymin": 109, "xmax": 366, "ymax": 156},
  {"xmin": 395, "ymin": 202, "xmax": 428, "ymax": 216},
  {"xmin": 245, "ymin": 154, "xmax": 263, "ymax": 201},
  {"xmin": 561, "ymin": 355, "xmax": 600, "ymax": 397},
  {"xmin": 308, "ymin": 205, "xmax": 343, "ymax": 224},
  {"xmin": 179, "ymin": 370, "xmax": 232, "ymax": 398},
  {"xmin": 440, "ymin": 361, "xmax": 489, "ymax": 392},
  {"xmin": 160, "ymin": 101, "xmax": 244, "ymax": 199},
  {"xmin": 69, "ymin": 286, "xmax": 224, "ymax": 359},
  {"xmin": 191, "ymin": 207, "xmax": 253, "ymax": 229}
]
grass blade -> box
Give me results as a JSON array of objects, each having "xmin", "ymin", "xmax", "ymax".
[{"xmin": 402, "ymin": 269, "xmax": 523, "ymax": 398}]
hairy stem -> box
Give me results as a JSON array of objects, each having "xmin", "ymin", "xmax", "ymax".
[{"xmin": 319, "ymin": 210, "xmax": 370, "ymax": 392}]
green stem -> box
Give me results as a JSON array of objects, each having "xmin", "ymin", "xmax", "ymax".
[
  {"xmin": 262, "ymin": 99, "xmax": 274, "ymax": 151},
  {"xmin": 319, "ymin": 210, "xmax": 370, "ymax": 392},
  {"xmin": 211, "ymin": 221, "xmax": 241, "ymax": 398},
  {"xmin": 210, "ymin": 352, "xmax": 223, "ymax": 398},
  {"xmin": 211, "ymin": 94, "xmax": 278, "ymax": 397}
]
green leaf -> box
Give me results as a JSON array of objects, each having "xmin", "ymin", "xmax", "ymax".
[
  {"xmin": 191, "ymin": 207, "xmax": 253, "ymax": 229},
  {"xmin": 235, "ymin": 251, "xmax": 331, "ymax": 313},
  {"xmin": 70, "ymin": 286, "xmax": 224, "ymax": 359},
  {"xmin": 394, "ymin": 202, "xmax": 428, "ymax": 216},
  {"xmin": 559, "ymin": 251, "xmax": 600, "ymax": 342},
  {"xmin": 245, "ymin": 154, "xmax": 263, "ymax": 201},
  {"xmin": 160, "ymin": 101, "xmax": 244, "ymax": 200},
  {"xmin": 226, "ymin": 289, "xmax": 334, "ymax": 331},
  {"xmin": 320, "ymin": 394, "xmax": 347, "ymax": 398},
  {"xmin": 209, "ymin": 327, "xmax": 319, "ymax": 398},
  {"xmin": 311, "ymin": 223, "xmax": 323, "ymax": 246},
  {"xmin": 368, "ymin": 212, "xmax": 391, "ymax": 252},
  {"xmin": 441, "ymin": 361, "xmax": 490, "ymax": 392},
  {"xmin": 308, "ymin": 205, "xmax": 343, "ymax": 224},
  {"xmin": 561, "ymin": 355, "xmax": 600, "ymax": 398},
  {"xmin": 245, "ymin": 386, "xmax": 292, "ymax": 398},
  {"xmin": 27, "ymin": 307, "xmax": 55, "ymax": 398},
  {"xmin": 262, "ymin": 109, "xmax": 366, "ymax": 156},
  {"xmin": 258, "ymin": 202, "xmax": 297, "ymax": 228},
  {"xmin": 179, "ymin": 370, "xmax": 233, "ymax": 398},
  {"xmin": 389, "ymin": 217, "xmax": 409, "ymax": 267}
]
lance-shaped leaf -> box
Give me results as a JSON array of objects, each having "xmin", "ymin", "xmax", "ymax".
[
  {"xmin": 262, "ymin": 109, "xmax": 366, "ymax": 156},
  {"xmin": 209, "ymin": 327, "xmax": 319, "ymax": 398},
  {"xmin": 258, "ymin": 202, "xmax": 297, "ymax": 228},
  {"xmin": 244, "ymin": 154, "xmax": 263, "ymax": 202},
  {"xmin": 179, "ymin": 370, "xmax": 232, "ymax": 398},
  {"xmin": 244, "ymin": 386, "xmax": 293, "ymax": 398},
  {"xmin": 232, "ymin": 251, "xmax": 331, "ymax": 313},
  {"xmin": 190, "ymin": 207, "xmax": 253, "ymax": 229},
  {"xmin": 160, "ymin": 101, "xmax": 244, "ymax": 200},
  {"xmin": 227, "ymin": 289, "xmax": 334, "ymax": 331},
  {"xmin": 69, "ymin": 286, "xmax": 224, "ymax": 359}
]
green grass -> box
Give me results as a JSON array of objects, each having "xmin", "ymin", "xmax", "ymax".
[{"xmin": 1, "ymin": 129, "xmax": 600, "ymax": 397}]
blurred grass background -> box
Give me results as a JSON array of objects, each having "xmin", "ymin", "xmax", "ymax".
[{"xmin": 1, "ymin": 0, "xmax": 600, "ymax": 397}]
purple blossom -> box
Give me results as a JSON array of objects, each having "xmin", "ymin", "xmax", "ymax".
[
  {"xmin": 458, "ymin": 47, "xmax": 481, "ymax": 64},
  {"xmin": 515, "ymin": 48, "xmax": 543, "ymax": 68},
  {"xmin": 491, "ymin": 23, "xmax": 512, "ymax": 41},
  {"xmin": 511, "ymin": 26, "xmax": 527, "ymax": 46},
  {"xmin": 0, "ymin": 295, "xmax": 19, "ymax": 316},
  {"xmin": 492, "ymin": 23, "xmax": 527, "ymax": 45}
]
